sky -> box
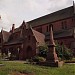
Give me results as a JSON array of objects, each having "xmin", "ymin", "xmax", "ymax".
[{"xmin": 0, "ymin": 0, "xmax": 74, "ymax": 31}]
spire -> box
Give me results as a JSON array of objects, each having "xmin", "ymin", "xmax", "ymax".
[{"xmin": 49, "ymin": 25, "xmax": 55, "ymax": 45}]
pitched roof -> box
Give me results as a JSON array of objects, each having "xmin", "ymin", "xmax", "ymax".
[
  {"xmin": 31, "ymin": 28, "xmax": 45, "ymax": 46},
  {"xmin": 45, "ymin": 28, "xmax": 74, "ymax": 40},
  {"xmin": 28, "ymin": 6, "xmax": 74, "ymax": 27},
  {"xmin": 54, "ymin": 29, "xmax": 74, "ymax": 38},
  {"xmin": 5, "ymin": 27, "xmax": 45, "ymax": 46},
  {"xmin": 4, "ymin": 39, "xmax": 22, "ymax": 45},
  {"xmin": 13, "ymin": 28, "xmax": 21, "ymax": 33},
  {"xmin": 1, "ymin": 30, "xmax": 11, "ymax": 43}
]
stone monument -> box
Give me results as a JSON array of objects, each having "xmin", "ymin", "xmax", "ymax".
[
  {"xmin": 46, "ymin": 25, "xmax": 59, "ymax": 67},
  {"xmin": 39, "ymin": 25, "xmax": 63, "ymax": 67}
]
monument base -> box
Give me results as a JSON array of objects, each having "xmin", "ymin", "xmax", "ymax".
[{"xmin": 38, "ymin": 61, "xmax": 64, "ymax": 67}]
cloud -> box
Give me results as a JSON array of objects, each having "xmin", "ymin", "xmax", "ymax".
[
  {"xmin": 0, "ymin": 0, "xmax": 73, "ymax": 31},
  {"xmin": 48, "ymin": 0, "xmax": 73, "ymax": 12},
  {"xmin": 0, "ymin": 11, "xmax": 12, "ymax": 31}
]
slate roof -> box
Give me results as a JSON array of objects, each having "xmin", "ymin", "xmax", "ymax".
[
  {"xmin": 45, "ymin": 28, "xmax": 75, "ymax": 40},
  {"xmin": 54, "ymin": 29, "xmax": 74, "ymax": 38},
  {"xmin": 5, "ymin": 28, "xmax": 45, "ymax": 46},
  {"xmin": 5, "ymin": 30, "xmax": 23, "ymax": 45},
  {"xmin": 27, "ymin": 6, "xmax": 74, "ymax": 27},
  {"xmin": 4, "ymin": 39, "xmax": 23, "ymax": 45},
  {"xmin": 5, "ymin": 21, "xmax": 45, "ymax": 46},
  {"xmin": 13, "ymin": 28, "xmax": 21, "ymax": 33},
  {"xmin": 31, "ymin": 28, "xmax": 45, "ymax": 46}
]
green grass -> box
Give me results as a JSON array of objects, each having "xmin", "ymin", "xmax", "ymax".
[{"xmin": 0, "ymin": 61, "xmax": 75, "ymax": 75}]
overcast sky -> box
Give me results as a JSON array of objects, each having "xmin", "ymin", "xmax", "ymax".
[{"xmin": 0, "ymin": 0, "xmax": 74, "ymax": 31}]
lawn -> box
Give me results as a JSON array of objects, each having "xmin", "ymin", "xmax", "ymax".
[{"xmin": 0, "ymin": 61, "xmax": 75, "ymax": 75}]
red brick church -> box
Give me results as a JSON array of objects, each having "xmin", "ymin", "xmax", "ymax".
[
  {"xmin": 0, "ymin": 21, "xmax": 45, "ymax": 60},
  {"xmin": 0, "ymin": 4, "xmax": 75, "ymax": 59},
  {"xmin": 27, "ymin": 4, "xmax": 75, "ymax": 56}
]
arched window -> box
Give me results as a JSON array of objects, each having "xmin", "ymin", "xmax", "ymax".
[{"xmin": 61, "ymin": 21, "xmax": 67, "ymax": 29}]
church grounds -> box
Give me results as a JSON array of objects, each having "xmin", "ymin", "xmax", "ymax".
[{"xmin": 0, "ymin": 61, "xmax": 75, "ymax": 75}]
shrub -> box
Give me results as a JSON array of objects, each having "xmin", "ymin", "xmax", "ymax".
[
  {"xmin": 9, "ymin": 55, "xmax": 17, "ymax": 60},
  {"xmin": 55, "ymin": 41, "xmax": 73, "ymax": 60},
  {"xmin": 38, "ymin": 44, "xmax": 48, "ymax": 57},
  {"xmin": 62, "ymin": 46, "xmax": 73, "ymax": 60},
  {"xmin": 32, "ymin": 56, "xmax": 46, "ymax": 62}
]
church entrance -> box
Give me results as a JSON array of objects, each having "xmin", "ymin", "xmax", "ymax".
[{"xmin": 26, "ymin": 46, "xmax": 32, "ymax": 59}]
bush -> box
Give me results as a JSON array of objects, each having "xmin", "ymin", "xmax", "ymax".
[
  {"xmin": 62, "ymin": 46, "xmax": 73, "ymax": 60},
  {"xmin": 9, "ymin": 55, "xmax": 17, "ymax": 60},
  {"xmin": 32, "ymin": 56, "xmax": 46, "ymax": 62},
  {"xmin": 38, "ymin": 44, "xmax": 48, "ymax": 57},
  {"xmin": 55, "ymin": 41, "xmax": 73, "ymax": 60}
]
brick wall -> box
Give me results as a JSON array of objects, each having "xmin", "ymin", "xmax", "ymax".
[{"xmin": 33, "ymin": 17, "xmax": 74, "ymax": 33}]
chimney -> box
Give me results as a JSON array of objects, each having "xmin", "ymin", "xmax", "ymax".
[
  {"xmin": 0, "ymin": 15, "xmax": 1, "ymax": 19},
  {"xmin": 12, "ymin": 24, "xmax": 15, "ymax": 33}
]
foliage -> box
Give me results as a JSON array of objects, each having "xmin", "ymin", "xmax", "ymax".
[
  {"xmin": 9, "ymin": 54, "xmax": 18, "ymax": 60},
  {"xmin": 62, "ymin": 45, "xmax": 73, "ymax": 60},
  {"xmin": 32, "ymin": 56, "xmax": 46, "ymax": 62},
  {"xmin": 38, "ymin": 41, "xmax": 73, "ymax": 60},
  {"xmin": 55, "ymin": 41, "xmax": 62, "ymax": 58},
  {"xmin": 38, "ymin": 44, "xmax": 48, "ymax": 57},
  {"xmin": 55, "ymin": 41, "xmax": 73, "ymax": 60}
]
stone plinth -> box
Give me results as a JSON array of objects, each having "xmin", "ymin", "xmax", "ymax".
[
  {"xmin": 39, "ymin": 61, "xmax": 64, "ymax": 67},
  {"xmin": 46, "ymin": 44, "xmax": 58, "ymax": 62},
  {"xmin": 46, "ymin": 44, "xmax": 59, "ymax": 67}
]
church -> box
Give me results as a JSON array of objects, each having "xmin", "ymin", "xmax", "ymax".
[
  {"xmin": 0, "ymin": 21, "xmax": 45, "ymax": 60},
  {"xmin": 0, "ymin": 3, "xmax": 75, "ymax": 60},
  {"xmin": 27, "ymin": 4, "xmax": 75, "ymax": 56}
]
